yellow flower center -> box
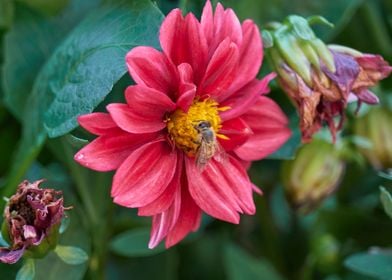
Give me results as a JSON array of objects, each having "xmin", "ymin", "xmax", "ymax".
[{"xmin": 166, "ymin": 99, "xmax": 229, "ymax": 156}]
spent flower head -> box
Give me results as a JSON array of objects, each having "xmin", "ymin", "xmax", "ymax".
[
  {"xmin": 264, "ymin": 15, "xmax": 392, "ymax": 142},
  {"xmin": 74, "ymin": 1, "xmax": 291, "ymax": 248},
  {"xmin": 0, "ymin": 180, "xmax": 69, "ymax": 264}
]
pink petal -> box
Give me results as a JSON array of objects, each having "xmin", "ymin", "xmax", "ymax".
[
  {"xmin": 227, "ymin": 20, "xmax": 263, "ymax": 93},
  {"xmin": 210, "ymin": 4, "xmax": 242, "ymax": 52},
  {"xmin": 235, "ymin": 96, "xmax": 291, "ymax": 161},
  {"xmin": 160, "ymin": 9, "xmax": 187, "ymax": 66},
  {"xmin": 107, "ymin": 101, "xmax": 166, "ymax": 134},
  {"xmin": 0, "ymin": 247, "xmax": 25, "ymax": 264},
  {"xmin": 176, "ymin": 63, "xmax": 196, "ymax": 111},
  {"xmin": 199, "ymin": 39, "xmax": 239, "ymax": 97},
  {"xmin": 219, "ymin": 73, "xmax": 276, "ymax": 120},
  {"xmin": 243, "ymin": 96, "xmax": 290, "ymax": 130},
  {"xmin": 177, "ymin": 84, "xmax": 196, "ymax": 112},
  {"xmin": 200, "ymin": 0, "xmax": 214, "ymax": 46},
  {"xmin": 112, "ymin": 140, "xmax": 178, "ymax": 208},
  {"xmin": 185, "ymin": 155, "xmax": 255, "ymax": 224},
  {"xmin": 165, "ymin": 186, "xmax": 202, "ymax": 248},
  {"xmin": 74, "ymin": 130, "xmax": 157, "ymax": 171},
  {"xmin": 138, "ymin": 153, "xmax": 183, "ymax": 216},
  {"xmin": 218, "ymin": 117, "xmax": 252, "ymax": 151},
  {"xmin": 148, "ymin": 188, "xmax": 182, "ymax": 249},
  {"xmin": 126, "ymin": 46, "xmax": 178, "ymax": 94},
  {"xmin": 183, "ymin": 13, "xmax": 208, "ymax": 84},
  {"xmin": 77, "ymin": 113, "xmax": 118, "ymax": 135}
]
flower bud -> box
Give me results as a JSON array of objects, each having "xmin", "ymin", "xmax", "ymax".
[
  {"xmin": 354, "ymin": 106, "xmax": 392, "ymax": 169},
  {"xmin": 282, "ymin": 140, "xmax": 345, "ymax": 212},
  {"xmin": 0, "ymin": 180, "xmax": 69, "ymax": 264},
  {"xmin": 265, "ymin": 16, "xmax": 392, "ymax": 142}
]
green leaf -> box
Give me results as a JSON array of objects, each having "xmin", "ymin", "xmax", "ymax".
[
  {"xmin": 345, "ymin": 251, "xmax": 392, "ymax": 280},
  {"xmin": 110, "ymin": 228, "xmax": 166, "ymax": 257},
  {"xmin": 43, "ymin": 0, "xmax": 164, "ymax": 138},
  {"xmin": 54, "ymin": 245, "xmax": 89, "ymax": 265},
  {"xmin": 3, "ymin": 0, "xmax": 100, "ymax": 120},
  {"xmin": 224, "ymin": 243, "xmax": 285, "ymax": 280},
  {"xmin": 1, "ymin": 0, "xmax": 100, "ymax": 201},
  {"xmin": 380, "ymin": 187, "xmax": 392, "ymax": 219},
  {"xmin": 16, "ymin": 259, "xmax": 35, "ymax": 280},
  {"xmin": 0, "ymin": 0, "xmax": 13, "ymax": 29},
  {"xmin": 17, "ymin": 0, "xmax": 69, "ymax": 16}
]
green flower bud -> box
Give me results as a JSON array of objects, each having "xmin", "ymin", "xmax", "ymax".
[
  {"xmin": 354, "ymin": 107, "xmax": 392, "ymax": 169},
  {"xmin": 282, "ymin": 140, "xmax": 345, "ymax": 212},
  {"xmin": 311, "ymin": 234, "xmax": 340, "ymax": 273}
]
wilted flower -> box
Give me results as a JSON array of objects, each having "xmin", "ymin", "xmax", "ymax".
[
  {"xmin": 0, "ymin": 180, "xmax": 68, "ymax": 264},
  {"xmin": 282, "ymin": 140, "xmax": 345, "ymax": 212},
  {"xmin": 354, "ymin": 106, "xmax": 392, "ymax": 169},
  {"xmin": 264, "ymin": 16, "xmax": 392, "ymax": 142},
  {"xmin": 75, "ymin": 1, "xmax": 291, "ymax": 248}
]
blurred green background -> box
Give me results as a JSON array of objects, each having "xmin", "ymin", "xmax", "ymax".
[{"xmin": 0, "ymin": 0, "xmax": 391, "ymax": 279}]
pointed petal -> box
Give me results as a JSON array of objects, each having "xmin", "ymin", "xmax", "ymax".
[
  {"xmin": 126, "ymin": 46, "xmax": 178, "ymax": 94},
  {"xmin": 355, "ymin": 88, "xmax": 379, "ymax": 104},
  {"xmin": 235, "ymin": 96, "xmax": 291, "ymax": 161},
  {"xmin": 219, "ymin": 73, "xmax": 276, "ymax": 120},
  {"xmin": 77, "ymin": 113, "xmax": 118, "ymax": 135},
  {"xmin": 74, "ymin": 130, "xmax": 157, "ymax": 171},
  {"xmin": 199, "ymin": 39, "xmax": 239, "ymax": 97},
  {"xmin": 210, "ymin": 4, "xmax": 242, "ymax": 52},
  {"xmin": 160, "ymin": 9, "xmax": 187, "ymax": 65},
  {"xmin": 200, "ymin": 0, "xmax": 213, "ymax": 45},
  {"xmin": 176, "ymin": 63, "xmax": 196, "ymax": 111},
  {"xmin": 219, "ymin": 117, "xmax": 252, "ymax": 151},
  {"xmin": 112, "ymin": 140, "xmax": 178, "ymax": 208},
  {"xmin": 165, "ymin": 186, "xmax": 202, "ymax": 248},
  {"xmin": 185, "ymin": 155, "xmax": 255, "ymax": 223},
  {"xmin": 107, "ymin": 103, "xmax": 165, "ymax": 134},
  {"xmin": 138, "ymin": 153, "xmax": 183, "ymax": 216},
  {"xmin": 228, "ymin": 20, "xmax": 263, "ymax": 93},
  {"xmin": 148, "ymin": 188, "xmax": 182, "ymax": 249}
]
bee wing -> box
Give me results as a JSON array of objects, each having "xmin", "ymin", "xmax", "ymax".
[
  {"xmin": 195, "ymin": 140, "xmax": 210, "ymax": 171},
  {"xmin": 195, "ymin": 139, "xmax": 227, "ymax": 171},
  {"xmin": 213, "ymin": 140, "xmax": 227, "ymax": 164}
]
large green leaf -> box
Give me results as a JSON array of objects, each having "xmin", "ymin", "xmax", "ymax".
[
  {"xmin": 224, "ymin": 243, "xmax": 285, "ymax": 280},
  {"xmin": 345, "ymin": 251, "xmax": 392, "ymax": 280},
  {"xmin": 3, "ymin": 0, "xmax": 100, "ymax": 119},
  {"xmin": 110, "ymin": 228, "xmax": 165, "ymax": 257},
  {"xmin": 43, "ymin": 0, "xmax": 163, "ymax": 138}
]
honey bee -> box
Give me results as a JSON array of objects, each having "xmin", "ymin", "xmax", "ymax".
[{"xmin": 194, "ymin": 121, "xmax": 225, "ymax": 170}]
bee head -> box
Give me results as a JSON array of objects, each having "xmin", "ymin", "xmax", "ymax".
[{"xmin": 194, "ymin": 121, "xmax": 211, "ymax": 131}]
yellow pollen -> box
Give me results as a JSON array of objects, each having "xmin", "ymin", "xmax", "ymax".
[{"xmin": 166, "ymin": 99, "xmax": 224, "ymax": 156}]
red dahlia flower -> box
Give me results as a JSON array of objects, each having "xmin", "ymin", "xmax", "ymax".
[{"xmin": 75, "ymin": 1, "xmax": 290, "ymax": 248}]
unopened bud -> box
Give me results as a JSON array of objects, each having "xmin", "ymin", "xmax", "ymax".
[{"xmin": 282, "ymin": 140, "xmax": 345, "ymax": 212}]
